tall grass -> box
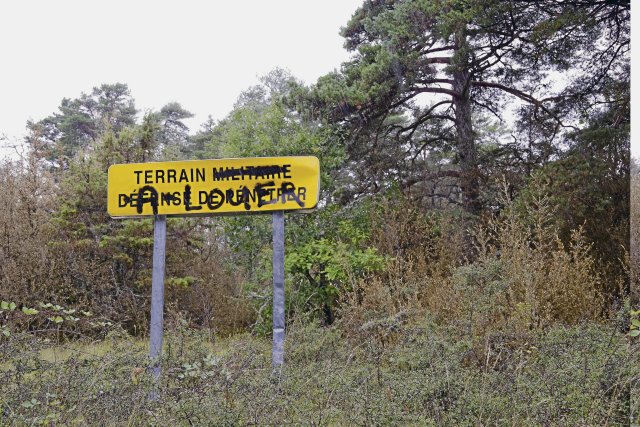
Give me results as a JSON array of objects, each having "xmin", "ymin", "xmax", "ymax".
[{"xmin": 342, "ymin": 184, "xmax": 605, "ymax": 341}]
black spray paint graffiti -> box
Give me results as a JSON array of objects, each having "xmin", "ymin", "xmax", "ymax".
[{"xmin": 119, "ymin": 181, "xmax": 306, "ymax": 214}]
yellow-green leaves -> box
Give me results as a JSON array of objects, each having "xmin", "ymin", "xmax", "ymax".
[
  {"xmin": 48, "ymin": 316, "xmax": 64, "ymax": 324},
  {"xmin": 630, "ymin": 310, "xmax": 640, "ymax": 338},
  {"xmin": 21, "ymin": 307, "xmax": 39, "ymax": 315},
  {"xmin": 0, "ymin": 301, "xmax": 16, "ymax": 311}
]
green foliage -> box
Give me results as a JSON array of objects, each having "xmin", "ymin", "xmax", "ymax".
[
  {"xmin": 203, "ymin": 69, "xmax": 344, "ymax": 199},
  {"xmin": 1, "ymin": 301, "xmax": 17, "ymax": 311},
  {"xmin": 208, "ymin": 102, "xmax": 314, "ymax": 158},
  {"xmin": 0, "ymin": 298, "xmax": 101, "ymax": 341},
  {"xmin": 301, "ymin": 0, "xmax": 629, "ymax": 216},
  {"xmin": 286, "ymin": 235, "xmax": 387, "ymax": 324},
  {"xmin": 0, "ymin": 4, "xmax": 630, "ymax": 415},
  {"xmin": 515, "ymin": 110, "xmax": 630, "ymax": 296},
  {"xmin": 21, "ymin": 307, "xmax": 38, "ymax": 315},
  {"xmin": 156, "ymin": 102, "xmax": 194, "ymax": 151},
  {"xmin": 18, "ymin": 107, "xmax": 253, "ymax": 336},
  {"xmin": 630, "ymin": 309, "xmax": 640, "ymax": 338},
  {"xmin": 26, "ymin": 83, "xmax": 137, "ymax": 164},
  {"xmin": 167, "ymin": 276, "xmax": 197, "ymax": 288}
]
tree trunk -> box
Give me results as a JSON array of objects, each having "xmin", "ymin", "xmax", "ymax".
[{"xmin": 452, "ymin": 29, "xmax": 481, "ymax": 215}]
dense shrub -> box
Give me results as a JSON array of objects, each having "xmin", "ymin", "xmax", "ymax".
[
  {"xmin": 0, "ymin": 138, "xmax": 254, "ymax": 338},
  {"xmin": 341, "ymin": 186, "xmax": 605, "ymax": 342},
  {"xmin": 0, "ymin": 155, "xmax": 56, "ymax": 306}
]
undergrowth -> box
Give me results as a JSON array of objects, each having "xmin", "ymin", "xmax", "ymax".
[
  {"xmin": 0, "ymin": 173, "xmax": 635, "ymax": 425},
  {"xmin": 0, "ymin": 318, "xmax": 635, "ymax": 426}
]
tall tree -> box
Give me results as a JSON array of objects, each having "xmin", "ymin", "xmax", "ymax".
[
  {"xmin": 189, "ymin": 115, "xmax": 217, "ymax": 159},
  {"xmin": 26, "ymin": 83, "xmax": 137, "ymax": 165},
  {"xmin": 156, "ymin": 102, "xmax": 194, "ymax": 156},
  {"xmin": 92, "ymin": 83, "xmax": 137, "ymax": 132},
  {"xmin": 303, "ymin": 0, "xmax": 629, "ymax": 215}
]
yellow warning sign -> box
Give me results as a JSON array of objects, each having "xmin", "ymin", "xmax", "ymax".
[{"xmin": 107, "ymin": 156, "xmax": 320, "ymax": 217}]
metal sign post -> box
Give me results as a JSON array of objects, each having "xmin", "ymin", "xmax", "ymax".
[
  {"xmin": 149, "ymin": 215, "xmax": 167, "ymax": 396},
  {"xmin": 272, "ymin": 211, "xmax": 285, "ymax": 367},
  {"xmin": 106, "ymin": 156, "xmax": 320, "ymax": 384}
]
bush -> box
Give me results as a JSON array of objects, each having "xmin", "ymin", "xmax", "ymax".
[
  {"xmin": 472, "ymin": 182, "xmax": 603, "ymax": 328},
  {"xmin": 341, "ymin": 183, "xmax": 606, "ymax": 345}
]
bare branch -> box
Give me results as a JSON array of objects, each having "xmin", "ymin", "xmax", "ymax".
[
  {"xmin": 417, "ymin": 87, "xmax": 461, "ymax": 98},
  {"xmin": 401, "ymin": 170, "xmax": 460, "ymax": 190},
  {"xmin": 425, "ymin": 57, "xmax": 452, "ymax": 64},
  {"xmin": 416, "ymin": 78, "xmax": 455, "ymax": 86},
  {"xmin": 423, "ymin": 45, "xmax": 456, "ymax": 54}
]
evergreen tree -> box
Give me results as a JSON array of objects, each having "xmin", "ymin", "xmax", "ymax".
[
  {"xmin": 156, "ymin": 102, "xmax": 194, "ymax": 158},
  {"xmin": 26, "ymin": 83, "xmax": 137, "ymax": 165},
  {"xmin": 302, "ymin": 0, "xmax": 629, "ymax": 215}
]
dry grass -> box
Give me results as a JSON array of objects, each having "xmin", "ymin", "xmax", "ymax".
[
  {"xmin": 0, "ymin": 319, "xmax": 633, "ymax": 426},
  {"xmin": 339, "ymin": 197, "xmax": 465, "ymax": 341},
  {"xmin": 472, "ymin": 188, "xmax": 603, "ymax": 329},
  {"xmin": 341, "ymin": 185, "xmax": 606, "ymax": 346}
]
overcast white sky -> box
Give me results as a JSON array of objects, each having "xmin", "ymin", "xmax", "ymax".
[
  {"xmin": 1, "ymin": 1, "xmax": 636, "ymax": 158},
  {"xmin": 0, "ymin": 0, "xmax": 362, "ymax": 153}
]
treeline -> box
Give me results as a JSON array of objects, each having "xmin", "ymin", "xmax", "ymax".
[{"xmin": 0, "ymin": 0, "xmax": 630, "ymax": 339}]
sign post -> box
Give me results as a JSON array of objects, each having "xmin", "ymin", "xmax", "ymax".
[
  {"xmin": 107, "ymin": 157, "xmax": 320, "ymax": 389},
  {"xmin": 272, "ymin": 210, "xmax": 285, "ymax": 367},
  {"xmin": 149, "ymin": 215, "xmax": 166, "ymax": 389}
]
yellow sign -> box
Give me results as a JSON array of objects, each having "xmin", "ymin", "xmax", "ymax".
[{"xmin": 107, "ymin": 156, "xmax": 320, "ymax": 217}]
